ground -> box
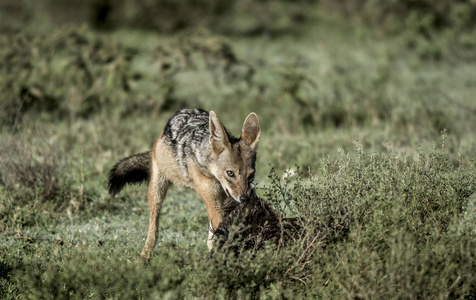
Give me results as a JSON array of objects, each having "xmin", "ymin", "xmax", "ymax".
[{"xmin": 1, "ymin": 2, "xmax": 475, "ymax": 298}]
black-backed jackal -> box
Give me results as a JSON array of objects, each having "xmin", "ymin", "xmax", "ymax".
[{"xmin": 108, "ymin": 109, "xmax": 261, "ymax": 262}]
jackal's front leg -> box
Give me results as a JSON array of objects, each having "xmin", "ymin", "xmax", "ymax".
[
  {"xmin": 140, "ymin": 170, "xmax": 169, "ymax": 262},
  {"xmin": 192, "ymin": 177, "xmax": 226, "ymax": 251}
]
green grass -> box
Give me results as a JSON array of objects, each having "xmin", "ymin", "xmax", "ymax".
[{"xmin": 1, "ymin": 3, "xmax": 476, "ymax": 299}]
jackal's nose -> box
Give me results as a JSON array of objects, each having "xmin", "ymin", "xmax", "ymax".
[{"xmin": 239, "ymin": 195, "xmax": 249, "ymax": 202}]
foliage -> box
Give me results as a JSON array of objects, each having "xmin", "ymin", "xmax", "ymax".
[
  {"xmin": 323, "ymin": 0, "xmax": 476, "ymax": 34},
  {"xmin": 2, "ymin": 141, "xmax": 475, "ymax": 298},
  {"xmin": 1, "ymin": 2, "xmax": 476, "ymax": 298},
  {"xmin": 321, "ymin": 0, "xmax": 476, "ymax": 60}
]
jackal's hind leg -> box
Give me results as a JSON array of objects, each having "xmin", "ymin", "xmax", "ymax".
[{"xmin": 140, "ymin": 171, "xmax": 169, "ymax": 262}]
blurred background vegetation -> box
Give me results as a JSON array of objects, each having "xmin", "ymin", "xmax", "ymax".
[
  {"xmin": 1, "ymin": 0, "xmax": 476, "ymax": 130},
  {"xmin": 1, "ymin": 0, "xmax": 475, "ymax": 298}
]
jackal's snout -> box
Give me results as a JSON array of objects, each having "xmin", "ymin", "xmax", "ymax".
[
  {"xmin": 239, "ymin": 195, "xmax": 249, "ymax": 202},
  {"xmin": 238, "ymin": 189, "xmax": 253, "ymax": 202}
]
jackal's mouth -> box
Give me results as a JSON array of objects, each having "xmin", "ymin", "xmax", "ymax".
[{"xmin": 224, "ymin": 188, "xmax": 240, "ymax": 203}]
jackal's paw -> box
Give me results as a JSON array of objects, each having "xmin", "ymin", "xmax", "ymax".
[
  {"xmin": 207, "ymin": 228, "xmax": 215, "ymax": 251},
  {"xmin": 136, "ymin": 254, "xmax": 150, "ymax": 266}
]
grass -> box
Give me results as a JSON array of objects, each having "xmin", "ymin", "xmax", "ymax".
[{"xmin": 1, "ymin": 3, "xmax": 476, "ymax": 299}]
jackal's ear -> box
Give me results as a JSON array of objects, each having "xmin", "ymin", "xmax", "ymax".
[
  {"xmin": 241, "ymin": 112, "xmax": 261, "ymax": 150},
  {"xmin": 209, "ymin": 111, "xmax": 230, "ymax": 154}
]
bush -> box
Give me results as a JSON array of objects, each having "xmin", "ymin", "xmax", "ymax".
[
  {"xmin": 322, "ymin": 0, "xmax": 476, "ymax": 33},
  {"xmin": 0, "ymin": 27, "xmax": 254, "ymax": 127},
  {"xmin": 7, "ymin": 139, "xmax": 476, "ymax": 298},
  {"xmin": 0, "ymin": 28, "xmax": 140, "ymax": 126},
  {"xmin": 0, "ymin": 0, "xmax": 313, "ymax": 36},
  {"xmin": 320, "ymin": 0, "xmax": 476, "ymax": 60},
  {"xmin": 0, "ymin": 138, "xmax": 72, "ymax": 229}
]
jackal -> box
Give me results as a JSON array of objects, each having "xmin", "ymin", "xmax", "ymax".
[{"xmin": 108, "ymin": 109, "xmax": 261, "ymax": 262}]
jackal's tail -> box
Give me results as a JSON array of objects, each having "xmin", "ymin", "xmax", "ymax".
[{"xmin": 108, "ymin": 151, "xmax": 151, "ymax": 195}]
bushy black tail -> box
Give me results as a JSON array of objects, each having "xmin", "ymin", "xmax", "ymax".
[{"xmin": 108, "ymin": 151, "xmax": 151, "ymax": 195}]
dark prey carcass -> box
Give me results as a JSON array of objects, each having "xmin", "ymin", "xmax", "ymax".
[{"xmin": 213, "ymin": 191, "xmax": 301, "ymax": 253}]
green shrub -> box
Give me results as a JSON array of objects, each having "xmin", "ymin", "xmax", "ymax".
[
  {"xmin": 0, "ymin": 0, "xmax": 313, "ymax": 35},
  {"xmin": 320, "ymin": 0, "xmax": 476, "ymax": 60},
  {"xmin": 7, "ymin": 139, "xmax": 475, "ymax": 298},
  {"xmin": 0, "ymin": 28, "xmax": 140, "ymax": 126},
  {"xmin": 321, "ymin": 0, "xmax": 476, "ymax": 34},
  {"xmin": 0, "ymin": 138, "xmax": 72, "ymax": 229}
]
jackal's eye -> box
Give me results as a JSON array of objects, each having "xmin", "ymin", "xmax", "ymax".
[{"xmin": 226, "ymin": 170, "xmax": 235, "ymax": 177}]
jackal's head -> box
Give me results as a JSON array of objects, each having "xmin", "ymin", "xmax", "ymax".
[{"xmin": 209, "ymin": 111, "xmax": 261, "ymax": 203}]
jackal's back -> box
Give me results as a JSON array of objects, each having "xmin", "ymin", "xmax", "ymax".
[{"xmin": 162, "ymin": 108, "xmax": 235, "ymax": 177}]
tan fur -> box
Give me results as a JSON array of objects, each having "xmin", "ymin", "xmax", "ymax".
[{"xmin": 136, "ymin": 111, "xmax": 260, "ymax": 262}]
